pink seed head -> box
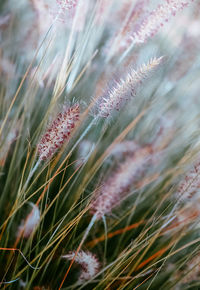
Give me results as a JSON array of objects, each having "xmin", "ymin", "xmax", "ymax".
[
  {"xmin": 56, "ymin": 0, "xmax": 78, "ymax": 10},
  {"xmin": 37, "ymin": 104, "xmax": 80, "ymax": 161},
  {"xmin": 176, "ymin": 159, "xmax": 200, "ymax": 201},
  {"xmin": 90, "ymin": 145, "xmax": 154, "ymax": 219},
  {"xmin": 131, "ymin": 0, "xmax": 194, "ymax": 45},
  {"xmin": 109, "ymin": 140, "xmax": 139, "ymax": 159},
  {"xmin": 97, "ymin": 57, "xmax": 163, "ymax": 118},
  {"xmin": 62, "ymin": 250, "xmax": 100, "ymax": 282}
]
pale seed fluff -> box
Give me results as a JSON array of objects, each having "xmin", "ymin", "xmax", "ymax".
[
  {"xmin": 37, "ymin": 104, "xmax": 80, "ymax": 161},
  {"xmin": 131, "ymin": 0, "xmax": 194, "ymax": 45},
  {"xmin": 62, "ymin": 250, "xmax": 100, "ymax": 282},
  {"xmin": 98, "ymin": 57, "xmax": 163, "ymax": 118},
  {"xmin": 176, "ymin": 158, "xmax": 200, "ymax": 201},
  {"xmin": 164, "ymin": 202, "xmax": 200, "ymax": 236},
  {"xmin": 56, "ymin": 0, "xmax": 78, "ymax": 10},
  {"xmin": 17, "ymin": 203, "xmax": 40, "ymax": 239},
  {"xmin": 90, "ymin": 145, "xmax": 154, "ymax": 219},
  {"xmin": 75, "ymin": 140, "xmax": 95, "ymax": 169},
  {"xmin": 109, "ymin": 140, "xmax": 139, "ymax": 159}
]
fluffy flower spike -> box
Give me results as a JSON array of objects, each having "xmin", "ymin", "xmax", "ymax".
[
  {"xmin": 90, "ymin": 145, "xmax": 154, "ymax": 219},
  {"xmin": 56, "ymin": 0, "xmax": 78, "ymax": 11},
  {"xmin": 37, "ymin": 104, "xmax": 80, "ymax": 161},
  {"xmin": 98, "ymin": 57, "xmax": 163, "ymax": 118},
  {"xmin": 176, "ymin": 159, "xmax": 200, "ymax": 201},
  {"xmin": 109, "ymin": 140, "xmax": 139, "ymax": 159},
  {"xmin": 131, "ymin": 0, "xmax": 194, "ymax": 44},
  {"xmin": 62, "ymin": 250, "xmax": 100, "ymax": 282}
]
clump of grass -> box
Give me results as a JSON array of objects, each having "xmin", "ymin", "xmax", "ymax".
[{"xmin": 0, "ymin": 0, "xmax": 200, "ymax": 289}]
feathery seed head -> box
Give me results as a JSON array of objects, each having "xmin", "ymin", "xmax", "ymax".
[
  {"xmin": 115, "ymin": 0, "xmax": 150, "ymax": 52},
  {"xmin": 90, "ymin": 145, "xmax": 154, "ymax": 219},
  {"xmin": 131, "ymin": 0, "xmax": 194, "ymax": 45},
  {"xmin": 109, "ymin": 140, "xmax": 139, "ymax": 159},
  {"xmin": 176, "ymin": 159, "xmax": 200, "ymax": 201},
  {"xmin": 55, "ymin": 0, "xmax": 87, "ymax": 30},
  {"xmin": 37, "ymin": 104, "xmax": 80, "ymax": 161},
  {"xmin": 62, "ymin": 250, "xmax": 100, "ymax": 282},
  {"xmin": 56, "ymin": 0, "xmax": 78, "ymax": 11},
  {"xmin": 97, "ymin": 57, "xmax": 163, "ymax": 118}
]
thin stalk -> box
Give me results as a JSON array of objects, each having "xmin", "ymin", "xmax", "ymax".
[
  {"xmin": 117, "ymin": 42, "xmax": 135, "ymax": 65},
  {"xmin": 22, "ymin": 159, "xmax": 41, "ymax": 194},
  {"xmin": 102, "ymin": 215, "xmax": 108, "ymax": 273},
  {"xmin": 59, "ymin": 213, "xmax": 97, "ymax": 289},
  {"xmin": 70, "ymin": 117, "xmax": 98, "ymax": 153}
]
